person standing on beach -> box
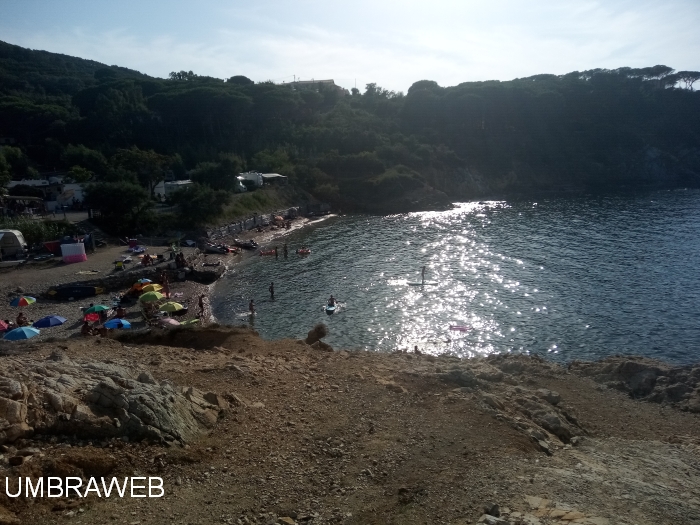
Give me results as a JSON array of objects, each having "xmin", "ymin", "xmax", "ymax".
[
  {"xmin": 198, "ymin": 294, "xmax": 206, "ymax": 318},
  {"xmin": 269, "ymin": 282, "xmax": 275, "ymax": 299},
  {"xmin": 162, "ymin": 271, "xmax": 171, "ymax": 299}
]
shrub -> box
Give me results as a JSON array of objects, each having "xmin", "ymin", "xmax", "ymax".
[{"xmin": 0, "ymin": 217, "xmax": 74, "ymax": 245}]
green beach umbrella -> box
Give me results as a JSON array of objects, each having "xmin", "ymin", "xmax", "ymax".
[
  {"xmin": 139, "ymin": 291, "xmax": 164, "ymax": 303},
  {"xmin": 159, "ymin": 302, "xmax": 184, "ymax": 312},
  {"xmin": 84, "ymin": 304, "xmax": 110, "ymax": 314}
]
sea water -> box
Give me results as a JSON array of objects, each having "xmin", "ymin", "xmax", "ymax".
[{"xmin": 211, "ymin": 189, "xmax": 700, "ymax": 364}]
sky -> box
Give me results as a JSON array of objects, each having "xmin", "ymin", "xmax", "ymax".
[{"xmin": 2, "ymin": 0, "xmax": 699, "ymax": 93}]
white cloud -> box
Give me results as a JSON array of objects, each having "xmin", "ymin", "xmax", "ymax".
[{"xmin": 2, "ymin": 0, "xmax": 698, "ymax": 92}]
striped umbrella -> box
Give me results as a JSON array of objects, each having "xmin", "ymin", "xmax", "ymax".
[
  {"xmin": 3, "ymin": 327, "xmax": 40, "ymax": 340},
  {"xmin": 10, "ymin": 296, "xmax": 36, "ymax": 307},
  {"xmin": 32, "ymin": 315, "xmax": 67, "ymax": 328}
]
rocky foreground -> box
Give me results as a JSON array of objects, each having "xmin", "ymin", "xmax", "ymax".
[{"xmin": 0, "ymin": 327, "xmax": 698, "ymax": 525}]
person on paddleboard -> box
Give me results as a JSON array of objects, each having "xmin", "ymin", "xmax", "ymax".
[
  {"xmin": 249, "ymin": 299, "xmax": 256, "ymax": 314},
  {"xmin": 328, "ymin": 295, "xmax": 336, "ymax": 307},
  {"xmin": 421, "ymin": 265, "xmax": 426, "ymax": 285},
  {"xmin": 269, "ymin": 282, "xmax": 275, "ymax": 299}
]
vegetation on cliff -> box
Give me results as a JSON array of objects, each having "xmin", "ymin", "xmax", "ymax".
[{"xmin": 2, "ymin": 39, "xmax": 700, "ymax": 227}]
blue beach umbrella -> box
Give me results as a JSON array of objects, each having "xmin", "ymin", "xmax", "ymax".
[
  {"xmin": 104, "ymin": 319, "xmax": 131, "ymax": 329},
  {"xmin": 137, "ymin": 278, "xmax": 152, "ymax": 284},
  {"xmin": 32, "ymin": 315, "xmax": 67, "ymax": 328},
  {"xmin": 4, "ymin": 327, "xmax": 40, "ymax": 340}
]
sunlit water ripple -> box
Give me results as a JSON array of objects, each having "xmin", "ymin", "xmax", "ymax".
[{"xmin": 211, "ymin": 189, "xmax": 700, "ymax": 364}]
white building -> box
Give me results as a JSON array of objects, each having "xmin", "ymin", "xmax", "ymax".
[
  {"xmin": 239, "ymin": 172, "xmax": 264, "ymax": 189},
  {"xmin": 152, "ymin": 180, "xmax": 194, "ymax": 197}
]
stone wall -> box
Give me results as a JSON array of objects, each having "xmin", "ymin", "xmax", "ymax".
[
  {"xmin": 206, "ymin": 206, "xmax": 302, "ymax": 240},
  {"xmin": 205, "ymin": 202, "xmax": 332, "ymax": 240}
]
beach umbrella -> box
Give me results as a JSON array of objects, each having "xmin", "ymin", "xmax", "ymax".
[
  {"xmin": 139, "ymin": 291, "xmax": 164, "ymax": 303},
  {"xmin": 83, "ymin": 313, "xmax": 100, "ymax": 322},
  {"xmin": 3, "ymin": 327, "xmax": 40, "ymax": 340},
  {"xmin": 159, "ymin": 318, "xmax": 180, "ymax": 327},
  {"xmin": 180, "ymin": 319, "xmax": 199, "ymax": 326},
  {"xmin": 84, "ymin": 305, "xmax": 109, "ymax": 314},
  {"xmin": 10, "ymin": 296, "xmax": 36, "ymax": 307},
  {"xmin": 104, "ymin": 318, "xmax": 131, "ymax": 329},
  {"xmin": 159, "ymin": 302, "xmax": 184, "ymax": 313},
  {"xmin": 137, "ymin": 278, "xmax": 152, "ymax": 283},
  {"xmin": 141, "ymin": 284, "xmax": 163, "ymax": 293},
  {"xmin": 0, "ymin": 320, "xmax": 8, "ymax": 332},
  {"xmin": 32, "ymin": 315, "xmax": 67, "ymax": 328}
]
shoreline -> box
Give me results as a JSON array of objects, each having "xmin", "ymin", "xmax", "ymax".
[
  {"xmin": 1, "ymin": 210, "xmax": 697, "ymax": 372},
  {"xmin": 204, "ymin": 214, "xmax": 339, "ymax": 324}
]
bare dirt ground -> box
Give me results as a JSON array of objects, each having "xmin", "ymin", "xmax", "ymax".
[{"xmin": 0, "ymin": 327, "xmax": 698, "ymax": 525}]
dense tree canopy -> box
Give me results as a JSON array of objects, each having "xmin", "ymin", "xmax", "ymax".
[
  {"xmin": 83, "ymin": 181, "xmax": 155, "ymax": 234},
  {"xmin": 170, "ymin": 183, "xmax": 230, "ymax": 226},
  {"xmin": 1, "ymin": 38, "xmax": 700, "ymax": 222}
]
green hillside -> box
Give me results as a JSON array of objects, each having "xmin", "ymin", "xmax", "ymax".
[{"xmin": 1, "ymin": 39, "xmax": 699, "ymax": 233}]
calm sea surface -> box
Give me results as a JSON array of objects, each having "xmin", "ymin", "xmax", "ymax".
[{"xmin": 211, "ymin": 189, "xmax": 700, "ymax": 364}]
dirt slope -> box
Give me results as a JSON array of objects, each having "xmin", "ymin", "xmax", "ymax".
[{"xmin": 0, "ymin": 328, "xmax": 698, "ymax": 525}]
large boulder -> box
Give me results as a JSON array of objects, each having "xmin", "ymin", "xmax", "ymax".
[
  {"xmin": 570, "ymin": 357, "xmax": 700, "ymax": 410},
  {"xmin": 0, "ymin": 352, "xmax": 222, "ymax": 446},
  {"xmin": 305, "ymin": 323, "xmax": 328, "ymax": 345}
]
